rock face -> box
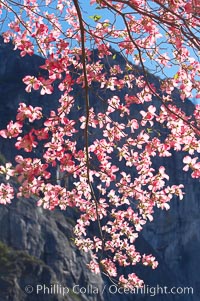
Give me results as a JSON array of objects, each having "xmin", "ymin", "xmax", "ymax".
[
  {"xmin": 0, "ymin": 177, "xmax": 104, "ymax": 301},
  {"xmin": 0, "ymin": 38, "xmax": 199, "ymax": 301}
]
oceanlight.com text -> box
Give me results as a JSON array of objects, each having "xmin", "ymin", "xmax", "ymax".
[{"xmin": 108, "ymin": 284, "xmax": 193, "ymax": 296}]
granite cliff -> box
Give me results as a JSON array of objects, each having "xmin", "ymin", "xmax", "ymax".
[{"xmin": 0, "ymin": 37, "xmax": 199, "ymax": 301}]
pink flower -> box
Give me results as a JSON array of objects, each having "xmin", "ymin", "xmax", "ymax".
[
  {"xmin": 0, "ymin": 183, "xmax": 14, "ymax": 205},
  {"xmin": 101, "ymin": 258, "xmax": 117, "ymax": 277},
  {"xmin": 0, "ymin": 163, "xmax": 15, "ymax": 180},
  {"xmin": 23, "ymin": 76, "xmax": 40, "ymax": 93},
  {"xmin": 0, "ymin": 121, "xmax": 23, "ymax": 138},
  {"xmin": 38, "ymin": 77, "xmax": 53, "ymax": 95},
  {"xmin": 16, "ymin": 103, "xmax": 43, "ymax": 122},
  {"xmin": 142, "ymin": 254, "xmax": 158, "ymax": 269},
  {"xmin": 15, "ymin": 131, "xmax": 38, "ymax": 152},
  {"xmin": 87, "ymin": 259, "xmax": 100, "ymax": 274}
]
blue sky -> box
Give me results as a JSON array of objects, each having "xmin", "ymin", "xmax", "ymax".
[
  {"xmin": 79, "ymin": 1, "xmax": 200, "ymax": 104},
  {"xmin": 1, "ymin": 0, "xmax": 199, "ymax": 103}
]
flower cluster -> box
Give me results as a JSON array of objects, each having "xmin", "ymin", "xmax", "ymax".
[{"xmin": 0, "ymin": 0, "xmax": 200, "ymax": 289}]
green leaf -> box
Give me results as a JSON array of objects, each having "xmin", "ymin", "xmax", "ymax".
[
  {"xmin": 174, "ymin": 73, "xmax": 179, "ymax": 80},
  {"xmin": 89, "ymin": 15, "xmax": 102, "ymax": 22},
  {"xmin": 125, "ymin": 64, "xmax": 133, "ymax": 71},
  {"xmin": 103, "ymin": 22, "xmax": 110, "ymax": 28},
  {"xmin": 147, "ymin": 128, "xmax": 153, "ymax": 133}
]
